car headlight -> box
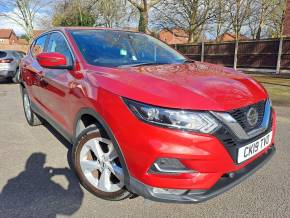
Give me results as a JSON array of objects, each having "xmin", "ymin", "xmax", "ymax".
[{"xmin": 123, "ymin": 98, "xmax": 220, "ymax": 134}]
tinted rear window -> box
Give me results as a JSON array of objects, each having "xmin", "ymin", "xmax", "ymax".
[{"xmin": 0, "ymin": 51, "xmax": 7, "ymax": 58}]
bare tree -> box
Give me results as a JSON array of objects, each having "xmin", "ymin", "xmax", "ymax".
[
  {"xmin": 213, "ymin": 0, "xmax": 232, "ymax": 41},
  {"xmin": 0, "ymin": 0, "xmax": 52, "ymax": 41},
  {"xmin": 266, "ymin": 0, "xmax": 287, "ymax": 38},
  {"xmin": 127, "ymin": 0, "xmax": 161, "ymax": 32},
  {"xmin": 228, "ymin": 0, "xmax": 251, "ymax": 40},
  {"xmin": 52, "ymin": 0, "xmax": 99, "ymax": 27},
  {"xmin": 227, "ymin": 0, "xmax": 251, "ymax": 69},
  {"xmin": 247, "ymin": 0, "xmax": 281, "ymax": 40},
  {"xmin": 94, "ymin": 0, "xmax": 129, "ymax": 28},
  {"xmin": 155, "ymin": 0, "xmax": 215, "ymax": 43}
]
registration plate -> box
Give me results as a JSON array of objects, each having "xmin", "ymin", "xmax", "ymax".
[{"xmin": 237, "ymin": 131, "xmax": 273, "ymax": 164}]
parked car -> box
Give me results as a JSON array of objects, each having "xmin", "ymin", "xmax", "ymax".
[
  {"xmin": 20, "ymin": 27, "xmax": 276, "ymax": 203},
  {"xmin": 0, "ymin": 50, "xmax": 25, "ymax": 83},
  {"xmin": 16, "ymin": 51, "xmax": 26, "ymax": 57}
]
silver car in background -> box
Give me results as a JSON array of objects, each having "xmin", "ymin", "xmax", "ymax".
[{"xmin": 0, "ymin": 50, "xmax": 25, "ymax": 83}]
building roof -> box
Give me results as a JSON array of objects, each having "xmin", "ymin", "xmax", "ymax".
[
  {"xmin": 16, "ymin": 38, "xmax": 29, "ymax": 45},
  {"xmin": 32, "ymin": 30, "xmax": 46, "ymax": 39},
  {"xmin": 159, "ymin": 29, "xmax": 188, "ymax": 38},
  {"xmin": 159, "ymin": 28, "xmax": 189, "ymax": 44},
  {"xmin": 0, "ymin": 29, "xmax": 16, "ymax": 39},
  {"xmin": 217, "ymin": 33, "xmax": 249, "ymax": 42}
]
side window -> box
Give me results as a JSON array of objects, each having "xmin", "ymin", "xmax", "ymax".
[
  {"xmin": 47, "ymin": 32, "xmax": 73, "ymax": 64},
  {"xmin": 31, "ymin": 35, "xmax": 47, "ymax": 57}
]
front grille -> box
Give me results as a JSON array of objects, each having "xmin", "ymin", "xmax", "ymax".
[
  {"xmin": 229, "ymin": 101, "xmax": 266, "ymax": 132},
  {"xmin": 215, "ymin": 112, "xmax": 273, "ymax": 164}
]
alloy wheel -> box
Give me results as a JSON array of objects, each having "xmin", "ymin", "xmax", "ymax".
[
  {"xmin": 79, "ymin": 137, "xmax": 124, "ymax": 193},
  {"xmin": 23, "ymin": 93, "xmax": 32, "ymax": 121}
]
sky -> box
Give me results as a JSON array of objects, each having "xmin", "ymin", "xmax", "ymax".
[{"xmin": 0, "ymin": 1, "xmax": 51, "ymax": 36}]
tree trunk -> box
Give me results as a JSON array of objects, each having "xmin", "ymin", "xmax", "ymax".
[
  {"xmin": 188, "ymin": 32, "xmax": 194, "ymax": 43},
  {"xmin": 234, "ymin": 39, "xmax": 239, "ymax": 70},
  {"xmin": 256, "ymin": 26, "xmax": 262, "ymax": 40},
  {"xmin": 188, "ymin": 30, "xmax": 198, "ymax": 43},
  {"xmin": 276, "ymin": 36, "xmax": 283, "ymax": 74},
  {"xmin": 138, "ymin": 10, "xmax": 148, "ymax": 33}
]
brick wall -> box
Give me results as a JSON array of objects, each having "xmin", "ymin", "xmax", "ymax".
[
  {"xmin": 283, "ymin": 0, "xmax": 290, "ymax": 36},
  {"xmin": 0, "ymin": 44, "xmax": 29, "ymax": 53},
  {"xmin": 0, "ymin": 39, "xmax": 11, "ymax": 45}
]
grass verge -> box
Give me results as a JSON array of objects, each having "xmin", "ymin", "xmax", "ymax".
[{"xmin": 251, "ymin": 74, "xmax": 290, "ymax": 107}]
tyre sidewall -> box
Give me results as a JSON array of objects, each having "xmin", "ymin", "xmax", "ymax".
[
  {"xmin": 72, "ymin": 127, "xmax": 132, "ymax": 201},
  {"xmin": 22, "ymin": 88, "xmax": 34, "ymax": 125}
]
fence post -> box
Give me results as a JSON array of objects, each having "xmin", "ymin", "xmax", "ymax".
[
  {"xmin": 201, "ymin": 42, "xmax": 205, "ymax": 62},
  {"xmin": 234, "ymin": 40, "xmax": 239, "ymax": 70},
  {"xmin": 276, "ymin": 37, "xmax": 283, "ymax": 74}
]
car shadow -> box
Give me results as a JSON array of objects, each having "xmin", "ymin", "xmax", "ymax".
[
  {"xmin": 0, "ymin": 121, "xmax": 84, "ymax": 217},
  {"xmin": 0, "ymin": 152, "xmax": 84, "ymax": 218},
  {"xmin": 0, "ymin": 78, "xmax": 13, "ymax": 84},
  {"xmin": 42, "ymin": 121, "xmax": 74, "ymax": 169}
]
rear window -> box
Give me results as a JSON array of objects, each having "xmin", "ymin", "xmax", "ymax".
[{"xmin": 0, "ymin": 51, "xmax": 7, "ymax": 58}]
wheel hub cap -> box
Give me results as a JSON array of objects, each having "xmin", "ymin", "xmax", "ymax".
[
  {"xmin": 23, "ymin": 94, "xmax": 31, "ymax": 121},
  {"xmin": 80, "ymin": 137, "xmax": 124, "ymax": 193}
]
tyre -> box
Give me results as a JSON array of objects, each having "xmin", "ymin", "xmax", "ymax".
[
  {"xmin": 12, "ymin": 68, "xmax": 20, "ymax": 83},
  {"xmin": 6, "ymin": 77, "xmax": 14, "ymax": 83},
  {"xmin": 22, "ymin": 88, "xmax": 42, "ymax": 126},
  {"xmin": 72, "ymin": 126, "xmax": 133, "ymax": 201}
]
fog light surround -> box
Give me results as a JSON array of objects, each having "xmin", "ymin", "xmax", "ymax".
[{"xmin": 149, "ymin": 158, "xmax": 196, "ymax": 174}]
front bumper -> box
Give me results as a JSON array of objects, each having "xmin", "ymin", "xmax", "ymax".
[
  {"xmin": 98, "ymin": 90, "xmax": 277, "ymax": 203},
  {"xmin": 128, "ymin": 146, "xmax": 275, "ymax": 203}
]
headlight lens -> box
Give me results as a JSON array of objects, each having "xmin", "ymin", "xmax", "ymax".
[{"xmin": 124, "ymin": 98, "xmax": 220, "ymax": 134}]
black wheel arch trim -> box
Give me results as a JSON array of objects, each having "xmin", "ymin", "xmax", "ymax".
[{"xmin": 73, "ymin": 108, "xmax": 131, "ymax": 187}]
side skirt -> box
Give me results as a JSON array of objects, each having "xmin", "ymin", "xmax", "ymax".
[{"xmin": 30, "ymin": 102, "xmax": 74, "ymax": 144}]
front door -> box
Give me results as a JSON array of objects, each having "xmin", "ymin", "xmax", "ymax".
[
  {"xmin": 23, "ymin": 34, "xmax": 49, "ymax": 110},
  {"xmin": 40, "ymin": 32, "xmax": 75, "ymax": 133}
]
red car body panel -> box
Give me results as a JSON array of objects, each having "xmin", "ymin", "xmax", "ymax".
[
  {"xmin": 85, "ymin": 63, "xmax": 268, "ymax": 111},
  {"xmin": 20, "ymin": 27, "xmax": 276, "ymax": 202},
  {"xmin": 95, "ymin": 88, "xmax": 276, "ymax": 189}
]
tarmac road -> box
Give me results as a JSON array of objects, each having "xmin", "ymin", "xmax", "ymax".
[{"xmin": 0, "ymin": 81, "xmax": 289, "ymax": 218}]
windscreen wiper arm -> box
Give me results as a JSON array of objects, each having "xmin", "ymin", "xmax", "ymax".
[{"xmin": 119, "ymin": 62, "xmax": 168, "ymax": 67}]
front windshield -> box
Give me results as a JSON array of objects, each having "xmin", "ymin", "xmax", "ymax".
[{"xmin": 70, "ymin": 30, "xmax": 188, "ymax": 67}]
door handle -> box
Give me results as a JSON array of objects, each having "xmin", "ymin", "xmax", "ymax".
[
  {"xmin": 36, "ymin": 71, "xmax": 46, "ymax": 85},
  {"xmin": 39, "ymin": 74, "xmax": 44, "ymax": 81},
  {"xmin": 37, "ymin": 71, "xmax": 44, "ymax": 80}
]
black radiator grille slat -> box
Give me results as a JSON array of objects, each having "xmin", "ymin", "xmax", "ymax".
[{"xmin": 229, "ymin": 101, "xmax": 266, "ymax": 132}]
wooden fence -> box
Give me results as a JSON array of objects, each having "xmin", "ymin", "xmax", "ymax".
[{"xmin": 174, "ymin": 38, "xmax": 290, "ymax": 72}]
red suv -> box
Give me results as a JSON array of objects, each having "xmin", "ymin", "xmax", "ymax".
[{"xmin": 20, "ymin": 27, "xmax": 276, "ymax": 203}]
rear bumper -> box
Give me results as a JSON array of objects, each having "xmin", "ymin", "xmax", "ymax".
[
  {"xmin": 0, "ymin": 70, "xmax": 15, "ymax": 78},
  {"xmin": 127, "ymin": 146, "xmax": 275, "ymax": 203}
]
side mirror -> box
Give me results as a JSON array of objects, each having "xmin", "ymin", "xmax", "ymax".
[{"xmin": 36, "ymin": 52, "xmax": 72, "ymax": 70}]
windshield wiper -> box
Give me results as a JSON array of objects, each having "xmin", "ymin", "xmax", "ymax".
[
  {"xmin": 182, "ymin": 59, "xmax": 195, "ymax": 63},
  {"xmin": 119, "ymin": 62, "xmax": 168, "ymax": 68},
  {"xmin": 119, "ymin": 60, "xmax": 194, "ymax": 68}
]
